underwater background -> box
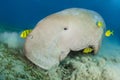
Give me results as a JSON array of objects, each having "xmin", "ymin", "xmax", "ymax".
[{"xmin": 0, "ymin": 0, "xmax": 120, "ymax": 80}]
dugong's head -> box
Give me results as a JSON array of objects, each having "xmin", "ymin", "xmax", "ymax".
[{"xmin": 24, "ymin": 8, "xmax": 105, "ymax": 70}]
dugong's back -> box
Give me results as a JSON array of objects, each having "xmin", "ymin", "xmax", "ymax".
[{"xmin": 24, "ymin": 8, "xmax": 105, "ymax": 70}]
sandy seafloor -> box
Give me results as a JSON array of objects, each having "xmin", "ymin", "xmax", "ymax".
[{"xmin": 0, "ymin": 25, "xmax": 120, "ymax": 80}]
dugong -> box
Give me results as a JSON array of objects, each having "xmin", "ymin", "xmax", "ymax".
[{"xmin": 24, "ymin": 8, "xmax": 105, "ymax": 70}]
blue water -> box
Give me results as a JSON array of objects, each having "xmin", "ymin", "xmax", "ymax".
[{"xmin": 0, "ymin": 0, "xmax": 120, "ymax": 42}]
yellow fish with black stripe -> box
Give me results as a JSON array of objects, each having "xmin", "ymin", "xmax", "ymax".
[
  {"xmin": 20, "ymin": 29, "xmax": 32, "ymax": 39},
  {"xmin": 105, "ymin": 30, "xmax": 113, "ymax": 37},
  {"xmin": 83, "ymin": 47, "xmax": 93, "ymax": 54},
  {"xmin": 96, "ymin": 21, "xmax": 103, "ymax": 28}
]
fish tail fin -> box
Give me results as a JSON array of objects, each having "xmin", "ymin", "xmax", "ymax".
[
  {"xmin": 20, "ymin": 32, "xmax": 23, "ymax": 38},
  {"xmin": 111, "ymin": 31, "xmax": 114, "ymax": 35}
]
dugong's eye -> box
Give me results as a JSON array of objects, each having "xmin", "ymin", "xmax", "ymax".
[
  {"xmin": 28, "ymin": 35, "xmax": 33, "ymax": 39},
  {"xmin": 64, "ymin": 27, "xmax": 68, "ymax": 30}
]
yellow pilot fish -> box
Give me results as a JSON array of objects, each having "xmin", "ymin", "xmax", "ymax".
[
  {"xmin": 105, "ymin": 30, "xmax": 113, "ymax": 37},
  {"xmin": 20, "ymin": 29, "xmax": 32, "ymax": 39},
  {"xmin": 96, "ymin": 21, "xmax": 103, "ymax": 28},
  {"xmin": 83, "ymin": 47, "xmax": 93, "ymax": 54}
]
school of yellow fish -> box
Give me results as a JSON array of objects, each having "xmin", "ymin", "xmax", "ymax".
[
  {"xmin": 96, "ymin": 21, "xmax": 113, "ymax": 37},
  {"xmin": 20, "ymin": 21, "xmax": 114, "ymax": 54}
]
